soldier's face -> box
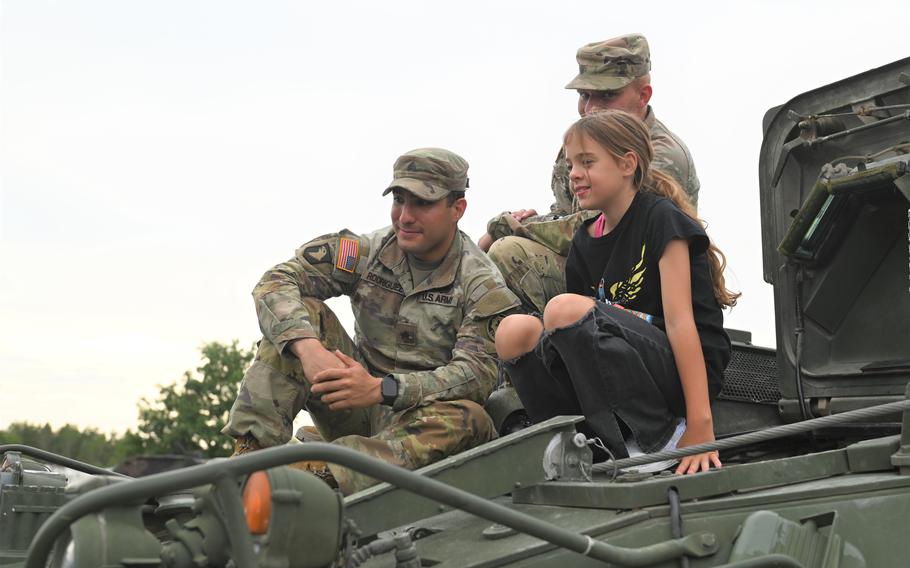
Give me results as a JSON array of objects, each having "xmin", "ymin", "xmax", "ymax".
[
  {"xmin": 391, "ymin": 189, "xmax": 467, "ymax": 262},
  {"xmin": 564, "ymin": 133, "xmax": 637, "ymax": 211},
  {"xmin": 577, "ymin": 82, "xmax": 651, "ymax": 118}
]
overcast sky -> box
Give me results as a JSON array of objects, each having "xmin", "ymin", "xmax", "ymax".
[{"xmin": 2, "ymin": 0, "xmax": 908, "ymax": 433}]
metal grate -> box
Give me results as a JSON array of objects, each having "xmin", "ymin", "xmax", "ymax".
[{"xmin": 719, "ymin": 344, "xmax": 780, "ymax": 404}]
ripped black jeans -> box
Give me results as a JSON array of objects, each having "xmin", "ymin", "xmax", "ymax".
[{"xmin": 503, "ymin": 302, "xmax": 686, "ymax": 459}]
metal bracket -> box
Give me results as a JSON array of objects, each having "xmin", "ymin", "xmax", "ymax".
[
  {"xmin": 890, "ymin": 383, "xmax": 910, "ymax": 474},
  {"xmin": 542, "ymin": 432, "xmax": 593, "ymax": 482},
  {"xmin": 893, "ymin": 173, "xmax": 910, "ymax": 203},
  {"xmin": 0, "ymin": 452, "xmax": 23, "ymax": 486}
]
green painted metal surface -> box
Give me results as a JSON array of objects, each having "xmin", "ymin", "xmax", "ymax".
[{"xmin": 344, "ymin": 415, "xmax": 581, "ymax": 537}]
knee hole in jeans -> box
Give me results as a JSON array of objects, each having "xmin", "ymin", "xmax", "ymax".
[
  {"xmin": 495, "ymin": 314, "xmax": 543, "ymax": 360},
  {"xmin": 542, "ymin": 294, "xmax": 595, "ymax": 330}
]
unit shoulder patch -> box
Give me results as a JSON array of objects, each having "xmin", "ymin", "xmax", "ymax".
[
  {"xmin": 485, "ymin": 313, "xmax": 507, "ymax": 341},
  {"xmin": 303, "ymin": 244, "xmax": 331, "ymax": 264}
]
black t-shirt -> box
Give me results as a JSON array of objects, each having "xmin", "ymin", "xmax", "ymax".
[{"xmin": 565, "ymin": 191, "xmax": 730, "ymax": 391}]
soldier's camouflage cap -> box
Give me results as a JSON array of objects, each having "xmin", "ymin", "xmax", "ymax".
[
  {"xmin": 565, "ymin": 33, "xmax": 651, "ymax": 91},
  {"xmin": 382, "ymin": 148, "xmax": 469, "ymax": 201}
]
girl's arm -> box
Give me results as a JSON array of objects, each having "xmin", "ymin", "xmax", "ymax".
[{"xmin": 658, "ymin": 238, "xmax": 722, "ymax": 474}]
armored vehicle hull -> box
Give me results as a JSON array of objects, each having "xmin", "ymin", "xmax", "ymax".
[{"xmin": 3, "ymin": 57, "xmax": 909, "ymax": 568}]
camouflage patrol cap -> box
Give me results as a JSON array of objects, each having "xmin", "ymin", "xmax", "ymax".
[
  {"xmin": 565, "ymin": 33, "xmax": 651, "ymax": 91},
  {"xmin": 382, "ymin": 148, "xmax": 469, "ymax": 201}
]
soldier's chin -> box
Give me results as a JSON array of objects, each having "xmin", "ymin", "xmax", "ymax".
[{"xmin": 396, "ymin": 233, "xmax": 424, "ymax": 251}]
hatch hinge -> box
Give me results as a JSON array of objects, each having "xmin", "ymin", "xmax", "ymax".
[{"xmin": 890, "ymin": 383, "xmax": 910, "ymax": 474}]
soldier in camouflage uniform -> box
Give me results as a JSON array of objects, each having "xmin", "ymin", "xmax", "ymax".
[
  {"xmin": 223, "ymin": 148, "xmax": 520, "ymax": 495},
  {"xmin": 478, "ymin": 34, "xmax": 701, "ymax": 314}
]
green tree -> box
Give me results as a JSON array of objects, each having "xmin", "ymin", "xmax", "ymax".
[
  {"xmin": 0, "ymin": 422, "xmax": 128, "ymax": 466},
  {"xmin": 125, "ymin": 340, "xmax": 254, "ymax": 458}
]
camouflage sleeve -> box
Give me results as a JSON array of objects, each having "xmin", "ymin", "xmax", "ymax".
[
  {"xmin": 649, "ymin": 119, "xmax": 701, "ymax": 209},
  {"xmin": 651, "ymin": 140, "xmax": 700, "ymax": 209},
  {"xmin": 392, "ymin": 284, "xmax": 520, "ymax": 410},
  {"xmin": 486, "ymin": 211, "xmax": 527, "ymax": 241},
  {"xmin": 549, "ymin": 148, "xmax": 576, "ymax": 215},
  {"xmin": 253, "ymin": 230, "xmax": 369, "ymax": 354},
  {"xmin": 487, "ymin": 210, "xmax": 596, "ymax": 256}
]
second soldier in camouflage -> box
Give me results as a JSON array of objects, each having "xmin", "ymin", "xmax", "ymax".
[{"xmin": 481, "ymin": 33, "xmax": 701, "ymax": 314}]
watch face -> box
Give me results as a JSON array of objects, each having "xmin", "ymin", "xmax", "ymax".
[{"xmin": 382, "ymin": 375, "xmax": 398, "ymax": 399}]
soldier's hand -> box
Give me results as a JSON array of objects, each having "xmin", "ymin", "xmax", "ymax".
[
  {"xmin": 289, "ymin": 338, "xmax": 345, "ymax": 385},
  {"xmin": 479, "ymin": 208, "xmax": 539, "ymax": 252},
  {"xmin": 511, "ymin": 208, "xmax": 538, "ymax": 221},
  {"xmin": 311, "ymin": 351, "xmax": 382, "ymax": 410}
]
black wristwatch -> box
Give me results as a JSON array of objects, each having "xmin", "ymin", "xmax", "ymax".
[{"xmin": 380, "ymin": 374, "xmax": 399, "ymax": 406}]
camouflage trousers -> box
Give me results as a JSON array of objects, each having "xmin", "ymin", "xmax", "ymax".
[
  {"xmin": 222, "ymin": 298, "xmax": 496, "ymax": 495},
  {"xmin": 487, "ymin": 236, "xmax": 567, "ymax": 314}
]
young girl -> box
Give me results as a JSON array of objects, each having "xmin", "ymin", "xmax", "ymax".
[{"xmin": 495, "ymin": 110, "xmax": 738, "ymax": 474}]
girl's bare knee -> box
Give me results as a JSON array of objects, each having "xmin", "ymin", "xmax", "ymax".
[
  {"xmin": 543, "ymin": 294, "xmax": 595, "ymax": 330},
  {"xmin": 495, "ymin": 314, "xmax": 543, "ymax": 360}
]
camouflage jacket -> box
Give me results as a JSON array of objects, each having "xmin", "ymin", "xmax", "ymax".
[
  {"xmin": 253, "ymin": 228, "xmax": 520, "ymax": 411},
  {"xmin": 486, "ymin": 106, "xmax": 700, "ymax": 253}
]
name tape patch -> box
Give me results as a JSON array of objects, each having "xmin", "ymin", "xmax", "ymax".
[
  {"xmin": 418, "ymin": 291, "xmax": 458, "ymax": 306},
  {"xmin": 365, "ymin": 271, "xmax": 405, "ymax": 295}
]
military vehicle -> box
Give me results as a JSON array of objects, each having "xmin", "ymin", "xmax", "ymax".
[{"xmin": 3, "ymin": 57, "xmax": 909, "ymax": 568}]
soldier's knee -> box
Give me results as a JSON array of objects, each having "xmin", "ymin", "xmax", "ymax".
[
  {"xmin": 297, "ymin": 299, "xmax": 358, "ymax": 355},
  {"xmin": 459, "ymin": 399, "xmax": 485, "ymax": 416},
  {"xmin": 253, "ymin": 338, "xmax": 282, "ymax": 367},
  {"xmin": 252, "ymin": 337, "xmax": 311, "ymax": 381},
  {"xmin": 458, "ymin": 400, "xmax": 496, "ymax": 441},
  {"xmin": 487, "ymin": 236, "xmax": 528, "ymax": 272}
]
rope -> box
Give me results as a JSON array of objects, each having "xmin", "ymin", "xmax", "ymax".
[{"xmin": 593, "ymin": 398, "xmax": 910, "ymax": 473}]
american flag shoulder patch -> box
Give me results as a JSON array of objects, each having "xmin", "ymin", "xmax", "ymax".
[{"xmin": 335, "ymin": 237, "xmax": 360, "ymax": 273}]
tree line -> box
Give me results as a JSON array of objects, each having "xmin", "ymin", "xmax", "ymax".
[{"xmin": 0, "ymin": 341, "xmax": 254, "ymax": 466}]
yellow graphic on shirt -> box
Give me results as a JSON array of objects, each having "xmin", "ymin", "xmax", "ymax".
[{"xmin": 609, "ymin": 244, "xmax": 646, "ymax": 304}]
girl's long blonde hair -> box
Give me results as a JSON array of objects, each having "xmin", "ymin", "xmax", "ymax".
[{"xmin": 564, "ymin": 110, "xmax": 740, "ymax": 308}]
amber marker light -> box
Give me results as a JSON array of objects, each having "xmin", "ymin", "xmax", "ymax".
[{"xmin": 242, "ymin": 471, "xmax": 272, "ymax": 534}]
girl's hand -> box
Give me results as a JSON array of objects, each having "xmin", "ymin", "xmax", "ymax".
[{"xmin": 675, "ymin": 421, "xmax": 722, "ymax": 474}]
